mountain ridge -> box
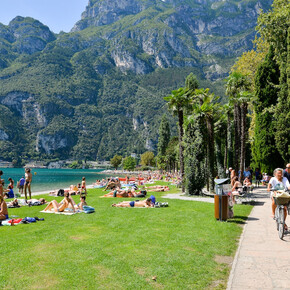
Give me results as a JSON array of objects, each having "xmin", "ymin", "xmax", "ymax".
[{"xmin": 0, "ymin": 0, "xmax": 272, "ymax": 163}]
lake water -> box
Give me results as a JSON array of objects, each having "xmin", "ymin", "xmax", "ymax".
[{"xmin": 0, "ymin": 168, "xmax": 109, "ymax": 193}]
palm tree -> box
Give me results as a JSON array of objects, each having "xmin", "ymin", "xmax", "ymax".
[
  {"xmin": 222, "ymin": 103, "xmax": 233, "ymax": 172},
  {"xmin": 225, "ymin": 72, "xmax": 251, "ymax": 175},
  {"xmin": 164, "ymin": 87, "xmax": 191, "ymax": 192},
  {"xmin": 238, "ymin": 90, "xmax": 253, "ymax": 181},
  {"xmin": 190, "ymin": 88, "xmax": 220, "ymax": 192}
]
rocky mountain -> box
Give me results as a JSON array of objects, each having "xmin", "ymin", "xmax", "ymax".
[{"xmin": 0, "ymin": 0, "xmax": 272, "ymax": 163}]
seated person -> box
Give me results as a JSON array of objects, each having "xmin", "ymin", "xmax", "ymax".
[
  {"xmin": 0, "ymin": 195, "xmax": 8, "ymax": 220},
  {"xmin": 231, "ymin": 176, "xmax": 242, "ymax": 203},
  {"xmin": 243, "ymin": 177, "xmax": 252, "ymax": 187},
  {"xmin": 78, "ymin": 196, "xmax": 87, "ymax": 210},
  {"xmin": 43, "ymin": 192, "xmax": 75, "ymax": 213},
  {"xmin": 104, "ymin": 178, "xmax": 121, "ymax": 191},
  {"xmin": 68, "ymin": 185, "xmax": 78, "ymax": 195},
  {"xmin": 112, "ymin": 198, "xmax": 153, "ymax": 208},
  {"xmin": 262, "ymin": 173, "xmax": 271, "ymax": 185},
  {"xmin": 4, "ymin": 185, "xmax": 14, "ymax": 199}
]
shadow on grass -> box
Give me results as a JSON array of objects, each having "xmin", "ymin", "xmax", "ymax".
[{"xmin": 227, "ymin": 216, "xmax": 259, "ymax": 224}]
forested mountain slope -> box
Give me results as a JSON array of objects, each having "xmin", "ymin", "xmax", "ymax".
[{"xmin": 0, "ymin": 0, "xmax": 272, "ymax": 162}]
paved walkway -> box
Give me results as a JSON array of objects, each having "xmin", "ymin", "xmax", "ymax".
[
  {"xmin": 161, "ymin": 193, "xmax": 214, "ymax": 203},
  {"xmin": 227, "ymin": 187, "xmax": 290, "ymax": 289}
]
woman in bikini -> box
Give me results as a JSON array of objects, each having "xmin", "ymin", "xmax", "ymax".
[
  {"xmin": 81, "ymin": 177, "xmax": 87, "ymax": 195},
  {"xmin": 0, "ymin": 195, "xmax": 9, "ymax": 220},
  {"xmin": 43, "ymin": 192, "xmax": 75, "ymax": 213}
]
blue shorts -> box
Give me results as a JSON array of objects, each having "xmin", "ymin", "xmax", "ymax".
[
  {"xmin": 5, "ymin": 214, "xmax": 8, "ymax": 219},
  {"xmin": 129, "ymin": 201, "xmax": 135, "ymax": 207}
]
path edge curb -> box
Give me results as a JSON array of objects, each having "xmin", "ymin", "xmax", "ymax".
[{"xmin": 226, "ymin": 206, "xmax": 254, "ymax": 290}]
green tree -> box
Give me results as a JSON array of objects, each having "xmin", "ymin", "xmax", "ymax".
[
  {"xmin": 110, "ymin": 155, "xmax": 123, "ymax": 169},
  {"xmin": 252, "ymin": 46, "xmax": 283, "ymax": 172},
  {"xmin": 225, "ymin": 71, "xmax": 251, "ymax": 175},
  {"xmin": 122, "ymin": 156, "xmax": 136, "ymax": 171},
  {"xmin": 141, "ymin": 151, "xmax": 155, "ymax": 166},
  {"xmin": 165, "ymin": 136, "xmax": 179, "ymax": 172},
  {"xmin": 164, "ymin": 87, "xmax": 190, "ymax": 192},
  {"xmin": 257, "ymin": 0, "xmax": 290, "ymax": 162},
  {"xmin": 191, "ymin": 88, "xmax": 219, "ymax": 192},
  {"xmin": 185, "ymin": 73, "xmax": 199, "ymax": 91},
  {"xmin": 157, "ymin": 114, "xmax": 171, "ymax": 164},
  {"xmin": 184, "ymin": 118, "xmax": 206, "ymax": 195}
]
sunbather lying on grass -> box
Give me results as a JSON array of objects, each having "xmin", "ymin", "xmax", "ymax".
[
  {"xmin": 112, "ymin": 198, "xmax": 153, "ymax": 208},
  {"xmin": 146, "ymin": 185, "xmax": 170, "ymax": 192},
  {"xmin": 43, "ymin": 192, "xmax": 75, "ymax": 213}
]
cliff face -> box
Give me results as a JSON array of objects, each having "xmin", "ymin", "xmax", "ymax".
[
  {"xmin": 71, "ymin": 0, "xmax": 271, "ymax": 78},
  {"xmin": 0, "ymin": 1, "xmax": 272, "ymax": 162}
]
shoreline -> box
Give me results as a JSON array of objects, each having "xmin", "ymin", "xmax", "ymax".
[{"xmin": 17, "ymin": 184, "xmax": 96, "ymax": 198}]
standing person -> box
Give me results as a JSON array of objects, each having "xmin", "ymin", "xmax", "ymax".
[
  {"xmin": 244, "ymin": 167, "xmax": 252, "ymax": 181},
  {"xmin": 0, "ymin": 194, "xmax": 8, "ymax": 220},
  {"xmin": 283, "ymin": 163, "xmax": 290, "ymax": 183},
  {"xmin": 24, "ymin": 168, "xmax": 32, "ymax": 200},
  {"xmin": 254, "ymin": 168, "xmax": 262, "ymax": 187},
  {"xmin": 81, "ymin": 177, "xmax": 87, "ymax": 195},
  {"xmin": 0, "ymin": 170, "xmax": 3, "ymax": 197},
  {"xmin": 18, "ymin": 176, "xmax": 25, "ymax": 195}
]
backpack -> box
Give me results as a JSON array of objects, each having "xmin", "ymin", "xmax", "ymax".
[{"xmin": 57, "ymin": 189, "xmax": 64, "ymax": 196}]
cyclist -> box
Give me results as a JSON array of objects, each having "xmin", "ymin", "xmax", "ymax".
[{"xmin": 267, "ymin": 168, "xmax": 290, "ymax": 229}]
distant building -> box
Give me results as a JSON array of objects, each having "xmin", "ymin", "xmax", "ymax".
[{"xmin": 0, "ymin": 160, "xmax": 13, "ymax": 168}]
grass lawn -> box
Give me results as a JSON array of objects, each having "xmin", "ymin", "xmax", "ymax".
[{"xmin": 0, "ymin": 182, "xmax": 252, "ymax": 289}]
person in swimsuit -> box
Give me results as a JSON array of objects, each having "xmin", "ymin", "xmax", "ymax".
[
  {"xmin": 43, "ymin": 192, "xmax": 76, "ymax": 213},
  {"xmin": 0, "ymin": 195, "xmax": 9, "ymax": 220},
  {"xmin": 8, "ymin": 177, "xmax": 14, "ymax": 189},
  {"xmin": 112, "ymin": 198, "xmax": 152, "ymax": 208},
  {"xmin": 0, "ymin": 170, "xmax": 4, "ymax": 197},
  {"xmin": 81, "ymin": 177, "xmax": 87, "ymax": 195},
  {"xmin": 231, "ymin": 176, "xmax": 242, "ymax": 203},
  {"xmin": 24, "ymin": 168, "xmax": 32, "ymax": 200}
]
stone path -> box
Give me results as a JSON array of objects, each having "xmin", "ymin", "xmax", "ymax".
[
  {"xmin": 227, "ymin": 187, "xmax": 290, "ymax": 289},
  {"xmin": 161, "ymin": 193, "xmax": 214, "ymax": 203}
]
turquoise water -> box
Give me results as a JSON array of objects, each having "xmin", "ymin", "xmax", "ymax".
[{"xmin": 0, "ymin": 168, "xmax": 108, "ymax": 193}]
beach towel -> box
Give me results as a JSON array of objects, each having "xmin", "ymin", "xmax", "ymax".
[
  {"xmin": 83, "ymin": 206, "xmax": 95, "ymax": 214},
  {"xmin": 40, "ymin": 209, "xmax": 82, "ymax": 215}
]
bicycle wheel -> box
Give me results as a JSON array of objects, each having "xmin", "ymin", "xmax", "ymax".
[
  {"xmin": 275, "ymin": 207, "xmax": 279, "ymax": 231},
  {"xmin": 278, "ymin": 207, "xmax": 285, "ymax": 240}
]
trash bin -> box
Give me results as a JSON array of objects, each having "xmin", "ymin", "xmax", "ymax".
[{"xmin": 214, "ymin": 178, "xmax": 230, "ymax": 221}]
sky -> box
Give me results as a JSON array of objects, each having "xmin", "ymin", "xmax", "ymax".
[{"xmin": 0, "ymin": 0, "xmax": 89, "ymax": 33}]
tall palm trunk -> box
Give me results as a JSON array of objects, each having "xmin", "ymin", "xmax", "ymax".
[
  {"xmin": 206, "ymin": 116, "xmax": 216, "ymax": 192},
  {"xmin": 178, "ymin": 109, "xmax": 185, "ymax": 192},
  {"xmin": 239, "ymin": 103, "xmax": 247, "ymax": 182},
  {"xmin": 234, "ymin": 103, "xmax": 241, "ymax": 174},
  {"xmin": 225, "ymin": 112, "xmax": 233, "ymax": 171}
]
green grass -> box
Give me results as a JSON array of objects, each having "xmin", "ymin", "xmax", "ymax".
[{"xmin": 0, "ymin": 182, "xmax": 252, "ymax": 289}]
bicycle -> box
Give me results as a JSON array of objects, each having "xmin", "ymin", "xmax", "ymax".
[{"xmin": 273, "ymin": 190, "xmax": 290, "ymax": 240}]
